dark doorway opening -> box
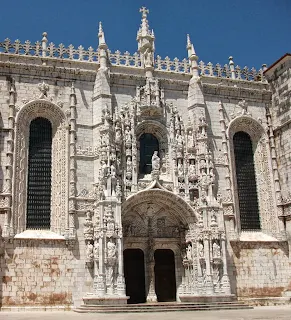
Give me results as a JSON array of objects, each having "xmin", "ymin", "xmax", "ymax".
[
  {"xmin": 154, "ymin": 249, "xmax": 176, "ymax": 302},
  {"xmin": 124, "ymin": 249, "xmax": 146, "ymax": 304}
]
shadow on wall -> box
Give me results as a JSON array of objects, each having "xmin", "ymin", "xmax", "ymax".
[{"xmin": 227, "ymin": 241, "xmax": 238, "ymax": 297}]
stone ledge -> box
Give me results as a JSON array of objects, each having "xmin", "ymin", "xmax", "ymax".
[
  {"xmin": 14, "ymin": 230, "xmax": 66, "ymax": 240},
  {"xmin": 239, "ymin": 231, "xmax": 281, "ymax": 242},
  {"xmin": 0, "ymin": 305, "xmax": 72, "ymax": 312},
  {"xmin": 83, "ymin": 295, "xmax": 129, "ymax": 306},
  {"xmin": 239, "ymin": 297, "xmax": 291, "ymax": 306}
]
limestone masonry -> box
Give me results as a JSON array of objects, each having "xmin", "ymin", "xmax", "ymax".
[{"xmin": 0, "ymin": 7, "xmax": 290, "ymax": 310}]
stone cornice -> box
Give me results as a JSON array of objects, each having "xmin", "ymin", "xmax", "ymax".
[{"xmin": 201, "ymin": 77, "xmax": 271, "ymax": 101}]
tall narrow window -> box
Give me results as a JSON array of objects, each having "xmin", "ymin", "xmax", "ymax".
[
  {"xmin": 233, "ymin": 131, "xmax": 260, "ymax": 230},
  {"xmin": 139, "ymin": 133, "xmax": 159, "ymax": 174},
  {"xmin": 26, "ymin": 117, "xmax": 52, "ymax": 229}
]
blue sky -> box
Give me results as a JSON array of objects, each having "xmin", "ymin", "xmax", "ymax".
[{"xmin": 0, "ymin": 0, "xmax": 290, "ymax": 69}]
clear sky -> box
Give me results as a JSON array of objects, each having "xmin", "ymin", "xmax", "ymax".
[{"xmin": 0, "ymin": 0, "xmax": 290, "ymax": 69}]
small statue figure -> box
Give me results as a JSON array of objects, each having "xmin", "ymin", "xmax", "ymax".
[
  {"xmin": 110, "ymin": 164, "xmax": 116, "ymax": 178},
  {"xmin": 115, "ymin": 127, "xmax": 122, "ymax": 145},
  {"xmin": 144, "ymin": 48, "xmax": 153, "ymax": 68},
  {"xmin": 199, "ymin": 242, "xmax": 204, "ymax": 258},
  {"xmin": 213, "ymin": 241, "xmax": 221, "ymax": 258},
  {"xmin": 186, "ymin": 244, "xmax": 192, "ymax": 262},
  {"xmin": 107, "ymin": 240, "xmax": 117, "ymax": 259},
  {"xmin": 178, "ymin": 160, "xmax": 184, "ymax": 177},
  {"xmin": 86, "ymin": 242, "xmax": 94, "ymax": 262},
  {"xmin": 100, "ymin": 161, "xmax": 108, "ymax": 179},
  {"xmin": 94, "ymin": 241, "xmax": 99, "ymax": 260},
  {"xmin": 151, "ymin": 151, "xmax": 160, "ymax": 170},
  {"xmin": 124, "ymin": 126, "xmax": 131, "ymax": 144}
]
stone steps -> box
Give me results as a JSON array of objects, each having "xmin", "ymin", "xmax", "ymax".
[{"xmin": 74, "ymin": 301, "xmax": 253, "ymax": 313}]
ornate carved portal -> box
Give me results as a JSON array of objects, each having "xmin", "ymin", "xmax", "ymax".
[
  {"xmin": 122, "ymin": 198, "xmax": 183, "ymax": 302},
  {"xmin": 122, "ymin": 188, "xmax": 231, "ymax": 302}
]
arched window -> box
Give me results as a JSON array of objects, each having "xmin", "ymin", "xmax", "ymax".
[
  {"xmin": 233, "ymin": 131, "xmax": 260, "ymax": 230},
  {"xmin": 139, "ymin": 133, "xmax": 159, "ymax": 174},
  {"xmin": 26, "ymin": 117, "xmax": 52, "ymax": 229}
]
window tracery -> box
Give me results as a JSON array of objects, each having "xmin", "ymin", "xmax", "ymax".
[
  {"xmin": 12, "ymin": 101, "xmax": 69, "ymax": 236},
  {"xmin": 26, "ymin": 117, "xmax": 52, "ymax": 229}
]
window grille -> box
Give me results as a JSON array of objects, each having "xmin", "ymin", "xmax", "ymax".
[
  {"xmin": 26, "ymin": 117, "xmax": 52, "ymax": 229},
  {"xmin": 139, "ymin": 133, "xmax": 159, "ymax": 174},
  {"xmin": 233, "ymin": 131, "xmax": 260, "ymax": 230}
]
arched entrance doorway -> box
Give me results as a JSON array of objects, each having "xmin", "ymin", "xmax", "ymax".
[
  {"xmin": 123, "ymin": 249, "xmax": 146, "ymax": 304},
  {"xmin": 154, "ymin": 249, "xmax": 176, "ymax": 302},
  {"xmin": 122, "ymin": 184, "xmax": 197, "ymax": 303}
]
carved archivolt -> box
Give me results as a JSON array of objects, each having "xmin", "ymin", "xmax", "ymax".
[
  {"xmin": 227, "ymin": 116, "xmax": 278, "ymax": 234},
  {"xmin": 12, "ymin": 100, "xmax": 69, "ymax": 235},
  {"xmin": 122, "ymin": 188, "xmax": 197, "ymax": 225}
]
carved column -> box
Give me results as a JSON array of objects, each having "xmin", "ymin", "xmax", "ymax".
[
  {"xmin": 266, "ymin": 107, "xmax": 285, "ymax": 236},
  {"xmin": 3, "ymin": 80, "xmax": 15, "ymax": 238},
  {"xmin": 68, "ymin": 83, "xmax": 77, "ymax": 240},
  {"xmin": 96, "ymin": 204, "xmax": 106, "ymax": 296},
  {"xmin": 203, "ymin": 232, "xmax": 214, "ymax": 295},
  {"xmin": 220, "ymin": 234, "xmax": 231, "ymax": 294},
  {"xmin": 146, "ymin": 217, "xmax": 157, "ymax": 302},
  {"xmin": 116, "ymin": 199, "xmax": 126, "ymax": 296},
  {"xmin": 218, "ymin": 101, "xmax": 236, "ymax": 239}
]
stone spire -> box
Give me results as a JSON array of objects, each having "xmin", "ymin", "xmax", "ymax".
[
  {"xmin": 98, "ymin": 22, "xmax": 107, "ymax": 48},
  {"xmin": 98, "ymin": 22, "xmax": 108, "ymax": 69},
  {"xmin": 187, "ymin": 34, "xmax": 199, "ymax": 78},
  {"xmin": 137, "ymin": 7, "xmax": 155, "ymax": 77}
]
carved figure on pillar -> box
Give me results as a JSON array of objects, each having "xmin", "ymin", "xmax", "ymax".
[
  {"xmin": 86, "ymin": 242, "xmax": 94, "ymax": 264},
  {"xmin": 213, "ymin": 241, "xmax": 221, "ymax": 258},
  {"xmin": 199, "ymin": 241, "xmax": 204, "ymax": 258}
]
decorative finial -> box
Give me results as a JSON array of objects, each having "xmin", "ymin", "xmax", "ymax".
[
  {"xmin": 140, "ymin": 6, "xmax": 149, "ymax": 18},
  {"xmin": 98, "ymin": 21, "xmax": 106, "ymax": 47},
  {"xmin": 41, "ymin": 32, "xmax": 48, "ymax": 63},
  {"xmin": 137, "ymin": 6, "xmax": 155, "ymax": 75},
  {"xmin": 229, "ymin": 56, "xmax": 236, "ymax": 79},
  {"xmin": 262, "ymin": 64, "xmax": 267, "ymax": 71},
  {"xmin": 187, "ymin": 34, "xmax": 191, "ymax": 48},
  {"xmin": 186, "ymin": 34, "xmax": 197, "ymax": 58}
]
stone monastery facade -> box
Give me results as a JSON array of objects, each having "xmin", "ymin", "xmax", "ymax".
[{"xmin": 0, "ymin": 7, "xmax": 290, "ymax": 309}]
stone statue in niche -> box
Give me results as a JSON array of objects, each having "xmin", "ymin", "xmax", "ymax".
[
  {"xmin": 100, "ymin": 161, "xmax": 108, "ymax": 179},
  {"xmin": 144, "ymin": 47, "xmax": 153, "ymax": 68},
  {"xmin": 177, "ymin": 159, "xmax": 184, "ymax": 181},
  {"xmin": 110, "ymin": 164, "xmax": 116, "ymax": 178},
  {"xmin": 151, "ymin": 151, "xmax": 160, "ymax": 170},
  {"xmin": 115, "ymin": 126, "xmax": 122, "ymax": 146},
  {"xmin": 199, "ymin": 242, "xmax": 204, "ymax": 258},
  {"xmin": 188, "ymin": 160, "xmax": 197, "ymax": 182},
  {"xmin": 186, "ymin": 244, "xmax": 193, "ymax": 263},
  {"xmin": 124, "ymin": 126, "xmax": 131, "ymax": 146},
  {"xmin": 213, "ymin": 241, "xmax": 221, "ymax": 258},
  {"xmin": 187, "ymin": 128, "xmax": 194, "ymax": 148},
  {"xmin": 86, "ymin": 242, "xmax": 94, "ymax": 263},
  {"xmin": 176, "ymin": 131, "xmax": 183, "ymax": 149},
  {"xmin": 107, "ymin": 240, "xmax": 117, "ymax": 259},
  {"xmin": 126, "ymin": 157, "xmax": 132, "ymax": 179},
  {"xmin": 94, "ymin": 241, "xmax": 99, "ymax": 261}
]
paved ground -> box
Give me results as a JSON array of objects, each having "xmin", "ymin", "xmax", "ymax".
[{"xmin": 0, "ymin": 306, "xmax": 291, "ymax": 320}]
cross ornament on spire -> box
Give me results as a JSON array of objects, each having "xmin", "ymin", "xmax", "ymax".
[{"xmin": 140, "ymin": 6, "xmax": 149, "ymax": 18}]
